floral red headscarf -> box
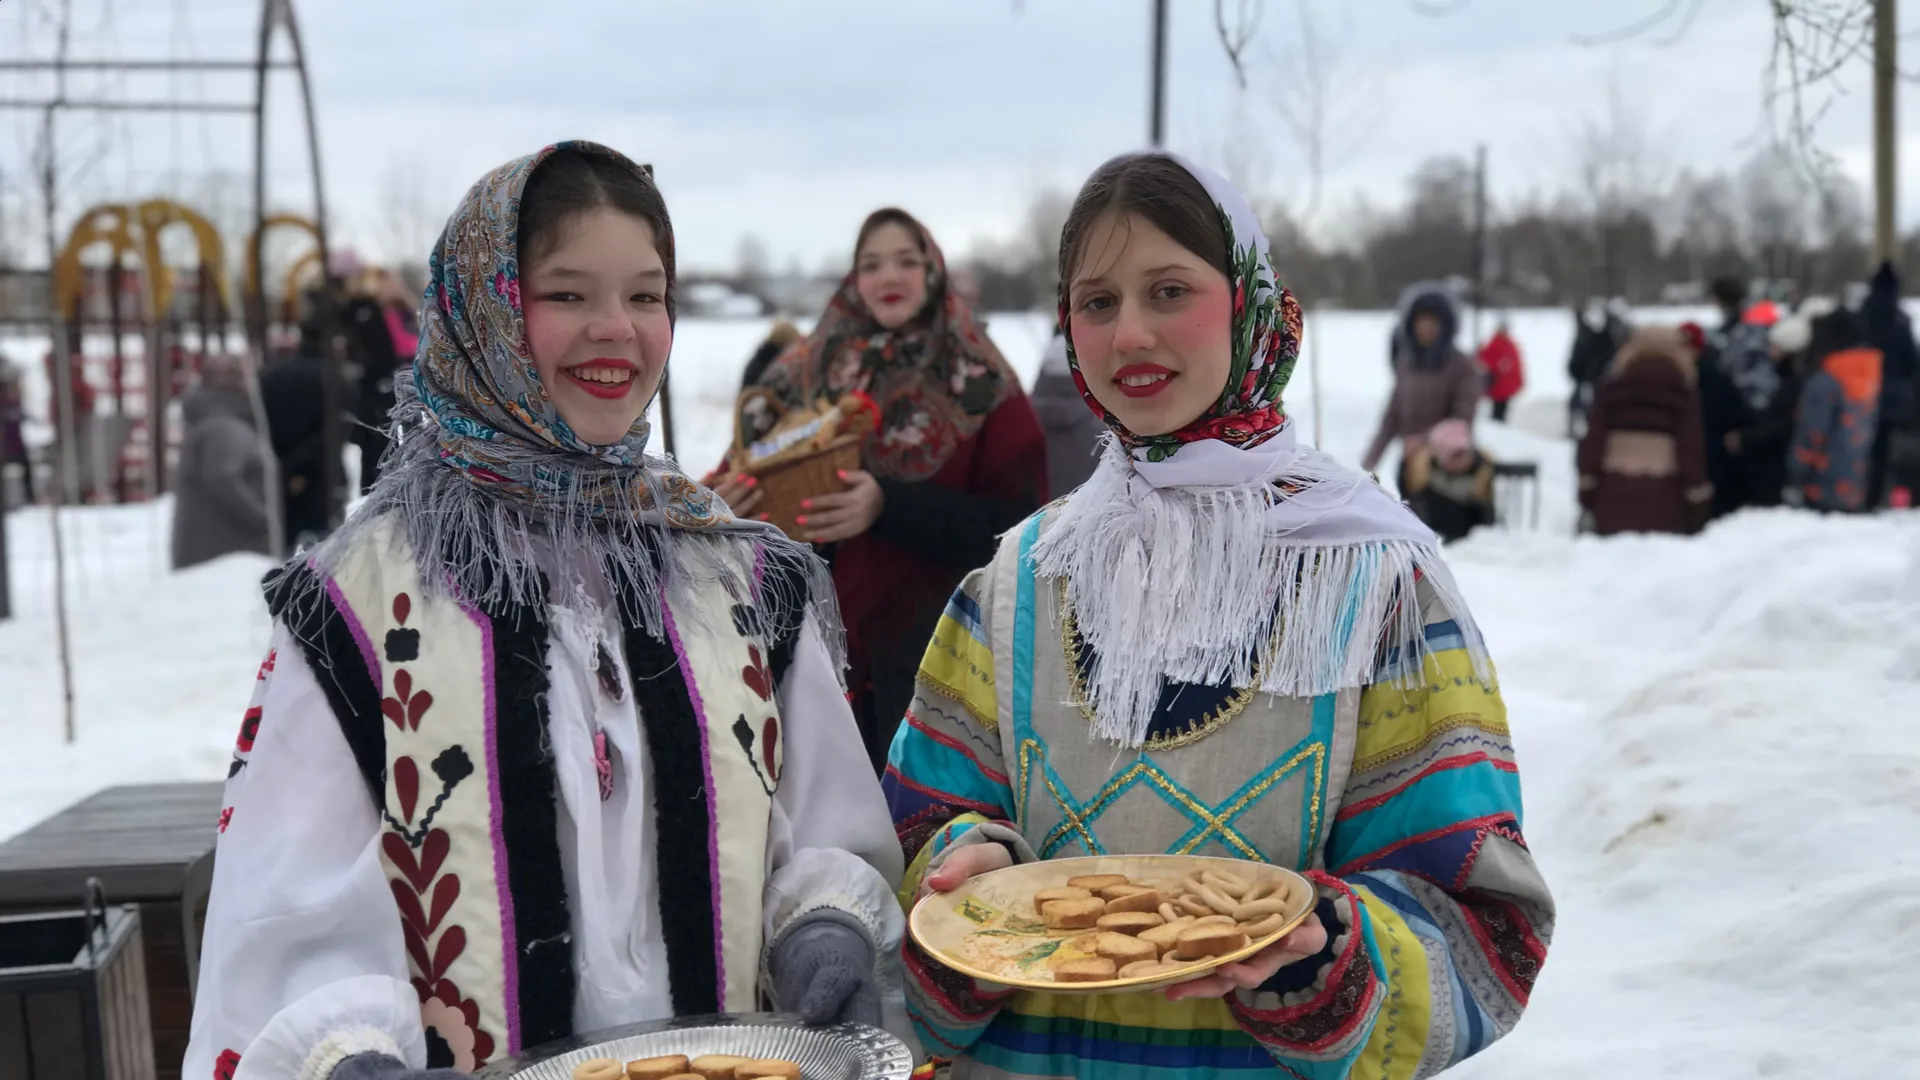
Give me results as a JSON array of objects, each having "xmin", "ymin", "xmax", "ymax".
[{"xmin": 747, "ymin": 209, "xmax": 1020, "ymax": 481}]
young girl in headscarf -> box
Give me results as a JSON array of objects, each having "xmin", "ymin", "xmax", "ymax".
[
  {"xmin": 887, "ymin": 153, "xmax": 1552, "ymax": 1080},
  {"xmin": 714, "ymin": 210, "xmax": 1046, "ymax": 773},
  {"xmin": 184, "ymin": 143, "xmax": 905, "ymax": 1080}
]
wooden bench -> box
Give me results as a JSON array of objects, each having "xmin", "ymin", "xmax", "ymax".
[{"xmin": 0, "ymin": 783, "xmax": 223, "ymax": 1080}]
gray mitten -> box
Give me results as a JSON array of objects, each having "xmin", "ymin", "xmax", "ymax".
[
  {"xmin": 329, "ymin": 1053, "xmax": 465, "ymax": 1080},
  {"xmin": 770, "ymin": 915, "xmax": 881, "ymax": 1027}
]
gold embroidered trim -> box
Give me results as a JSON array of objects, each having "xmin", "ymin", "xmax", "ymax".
[{"xmin": 1055, "ymin": 575, "xmax": 1265, "ymax": 749}]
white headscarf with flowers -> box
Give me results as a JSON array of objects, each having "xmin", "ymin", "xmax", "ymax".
[{"xmin": 1029, "ymin": 152, "xmax": 1488, "ymax": 747}]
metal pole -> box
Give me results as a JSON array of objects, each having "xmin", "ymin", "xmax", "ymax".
[
  {"xmin": 40, "ymin": 0, "xmax": 78, "ymax": 745},
  {"xmin": 1471, "ymin": 144, "xmax": 1487, "ymax": 348},
  {"xmin": 1873, "ymin": 0, "xmax": 1898, "ymax": 266},
  {"xmin": 658, "ymin": 375, "xmax": 678, "ymax": 459},
  {"xmin": 108, "ymin": 262, "xmax": 129, "ymax": 501},
  {"xmin": 283, "ymin": 1, "xmax": 345, "ymax": 533},
  {"xmin": 1149, "ymin": 0, "xmax": 1169, "ymax": 147}
]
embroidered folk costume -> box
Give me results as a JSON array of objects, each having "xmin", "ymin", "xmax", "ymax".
[
  {"xmin": 886, "ymin": 154, "xmax": 1552, "ymax": 1080},
  {"xmin": 185, "ymin": 143, "xmax": 905, "ymax": 1080}
]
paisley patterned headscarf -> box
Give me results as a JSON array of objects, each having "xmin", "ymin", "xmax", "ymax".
[
  {"xmin": 284, "ymin": 141, "xmax": 835, "ymax": 644},
  {"xmin": 1031, "ymin": 151, "xmax": 1486, "ymax": 747},
  {"xmin": 747, "ymin": 210, "xmax": 1021, "ymax": 481}
]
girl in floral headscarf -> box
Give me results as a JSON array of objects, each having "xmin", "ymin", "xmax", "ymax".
[
  {"xmin": 186, "ymin": 143, "xmax": 907, "ymax": 1080},
  {"xmin": 885, "ymin": 153, "xmax": 1552, "ymax": 1080},
  {"xmin": 716, "ymin": 209, "xmax": 1047, "ymax": 774}
]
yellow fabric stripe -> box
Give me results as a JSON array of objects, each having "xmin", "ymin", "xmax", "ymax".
[
  {"xmin": 1351, "ymin": 886, "xmax": 1435, "ymax": 1080},
  {"xmin": 898, "ymin": 811, "xmax": 990, "ymax": 909},
  {"xmin": 919, "ymin": 613, "xmax": 999, "ymax": 729},
  {"xmin": 1354, "ymin": 649, "xmax": 1507, "ymax": 775},
  {"xmin": 1005, "ymin": 989, "xmax": 1243, "ymax": 1032}
]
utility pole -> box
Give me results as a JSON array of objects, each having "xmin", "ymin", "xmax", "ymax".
[
  {"xmin": 1873, "ymin": 0, "xmax": 1897, "ymax": 266},
  {"xmin": 1149, "ymin": 0, "xmax": 1169, "ymax": 146}
]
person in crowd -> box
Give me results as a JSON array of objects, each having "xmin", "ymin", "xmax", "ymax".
[
  {"xmin": 1477, "ymin": 317, "xmax": 1525, "ymax": 423},
  {"xmin": 716, "ymin": 207, "xmax": 1047, "ymax": 773},
  {"xmin": 1403, "ymin": 417, "xmax": 1497, "ymax": 542},
  {"xmin": 1727, "ymin": 303, "xmax": 1826, "ymax": 511},
  {"xmin": 738, "ymin": 319, "xmax": 802, "ymax": 390},
  {"xmin": 1566, "ymin": 298, "xmax": 1626, "ymax": 438},
  {"xmin": 184, "ymin": 143, "xmax": 905, "ymax": 1080},
  {"xmin": 345, "ymin": 268, "xmax": 421, "ymax": 493},
  {"xmin": 0, "ymin": 361, "xmax": 30, "ymax": 508},
  {"xmin": 1578, "ymin": 326, "xmax": 1712, "ymax": 536},
  {"xmin": 1361, "ymin": 283, "xmax": 1481, "ymax": 487},
  {"xmin": 889, "ymin": 151, "xmax": 1550, "ymax": 1080},
  {"xmin": 1029, "ymin": 327, "xmax": 1108, "ymax": 495},
  {"xmin": 260, "ymin": 307, "xmax": 356, "ymax": 551},
  {"xmin": 1699, "ymin": 276, "xmax": 1773, "ymax": 518},
  {"xmin": 170, "ymin": 354, "xmax": 271, "ymax": 569},
  {"xmin": 1858, "ymin": 261, "xmax": 1917, "ymax": 506},
  {"xmin": 1788, "ymin": 306, "xmax": 1884, "ymax": 513}
]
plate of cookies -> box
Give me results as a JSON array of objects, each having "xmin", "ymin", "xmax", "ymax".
[
  {"xmin": 906, "ymin": 854, "xmax": 1316, "ymax": 994},
  {"xmin": 471, "ymin": 1013, "xmax": 912, "ymax": 1080}
]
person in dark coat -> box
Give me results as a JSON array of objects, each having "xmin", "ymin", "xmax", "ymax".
[
  {"xmin": 343, "ymin": 269, "xmax": 418, "ymax": 493},
  {"xmin": 170, "ymin": 356, "xmax": 271, "ymax": 569},
  {"xmin": 1578, "ymin": 326, "xmax": 1712, "ymax": 536},
  {"xmin": 1729, "ymin": 309, "xmax": 1819, "ymax": 510},
  {"xmin": 1029, "ymin": 328, "xmax": 1108, "ymax": 496},
  {"xmin": 260, "ymin": 311, "xmax": 357, "ymax": 552},
  {"xmin": 1858, "ymin": 262, "xmax": 1917, "ymax": 506},
  {"xmin": 1566, "ymin": 298, "xmax": 1627, "ymax": 438},
  {"xmin": 1698, "ymin": 276, "xmax": 1769, "ymax": 518},
  {"xmin": 738, "ymin": 319, "xmax": 802, "ymax": 391},
  {"xmin": 0, "ymin": 362, "xmax": 30, "ymax": 508}
]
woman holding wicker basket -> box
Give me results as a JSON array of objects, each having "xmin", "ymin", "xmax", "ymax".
[{"xmin": 712, "ymin": 208, "xmax": 1047, "ymax": 775}]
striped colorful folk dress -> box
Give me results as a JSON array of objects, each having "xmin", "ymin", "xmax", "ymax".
[{"xmin": 885, "ymin": 512, "xmax": 1553, "ymax": 1080}]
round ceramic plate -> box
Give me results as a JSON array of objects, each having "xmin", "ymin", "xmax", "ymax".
[
  {"xmin": 907, "ymin": 854, "xmax": 1315, "ymax": 995},
  {"xmin": 472, "ymin": 1013, "xmax": 913, "ymax": 1080}
]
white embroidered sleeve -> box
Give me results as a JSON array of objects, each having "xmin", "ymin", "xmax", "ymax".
[
  {"xmin": 762, "ymin": 615, "xmax": 909, "ymax": 1039},
  {"xmin": 184, "ymin": 623, "xmax": 428, "ymax": 1080}
]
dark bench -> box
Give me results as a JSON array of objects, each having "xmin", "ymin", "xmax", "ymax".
[{"xmin": 0, "ymin": 784, "xmax": 223, "ymax": 1080}]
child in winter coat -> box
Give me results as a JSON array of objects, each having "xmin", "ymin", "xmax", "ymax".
[
  {"xmin": 1402, "ymin": 418, "xmax": 1496, "ymax": 543},
  {"xmin": 1789, "ymin": 308, "xmax": 1884, "ymax": 512},
  {"xmin": 1476, "ymin": 321, "xmax": 1525, "ymax": 422},
  {"xmin": 1577, "ymin": 327, "xmax": 1712, "ymax": 536},
  {"xmin": 888, "ymin": 152, "xmax": 1551, "ymax": 1080},
  {"xmin": 184, "ymin": 143, "xmax": 906, "ymax": 1080}
]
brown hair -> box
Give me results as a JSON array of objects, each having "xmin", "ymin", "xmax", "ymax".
[
  {"xmin": 854, "ymin": 208, "xmax": 928, "ymax": 263},
  {"xmin": 1058, "ymin": 154, "xmax": 1231, "ymax": 298},
  {"xmin": 517, "ymin": 149, "xmax": 676, "ymax": 306}
]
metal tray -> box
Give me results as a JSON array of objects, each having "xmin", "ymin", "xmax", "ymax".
[{"xmin": 474, "ymin": 1013, "xmax": 913, "ymax": 1080}]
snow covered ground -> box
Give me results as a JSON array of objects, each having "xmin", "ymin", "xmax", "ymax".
[{"xmin": 4, "ymin": 311, "xmax": 1918, "ymax": 1076}]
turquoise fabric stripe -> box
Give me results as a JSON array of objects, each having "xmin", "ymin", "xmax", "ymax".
[
  {"xmin": 1012, "ymin": 514, "xmax": 1042, "ymax": 745},
  {"xmin": 1336, "ymin": 761, "xmax": 1521, "ymax": 865}
]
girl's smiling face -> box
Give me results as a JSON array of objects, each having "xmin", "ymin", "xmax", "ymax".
[
  {"xmin": 520, "ymin": 207, "xmax": 672, "ymax": 446},
  {"xmin": 1066, "ymin": 211, "xmax": 1234, "ymax": 436},
  {"xmin": 854, "ymin": 221, "xmax": 930, "ymax": 330}
]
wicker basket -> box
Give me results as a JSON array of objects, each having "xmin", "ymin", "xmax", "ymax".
[{"xmin": 731, "ymin": 387, "xmax": 867, "ymax": 540}]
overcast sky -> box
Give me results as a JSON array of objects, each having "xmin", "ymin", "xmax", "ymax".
[{"xmin": 4, "ymin": 0, "xmax": 1918, "ymax": 273}]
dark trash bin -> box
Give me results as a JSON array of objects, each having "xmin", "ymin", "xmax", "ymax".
[{"xmin": 0, "ymin": 882, "xmax": 154, "ymax": 1080}]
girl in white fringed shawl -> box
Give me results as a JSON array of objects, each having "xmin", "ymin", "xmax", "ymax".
[
  {"xmin": 184, "ymin": 143, "xmax": 906, "ymax": 1080},
  {"xmin": 886, "ymin": 153, "xmax": 1553, "ymax": 1080}
]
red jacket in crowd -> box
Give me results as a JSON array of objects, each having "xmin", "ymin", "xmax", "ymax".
[{"xmin": 1477, "ymin": 328, "xmax": 1525, "ymax": 403}]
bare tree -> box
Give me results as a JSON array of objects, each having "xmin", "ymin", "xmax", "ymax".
[
  {"xmin": 379, "ymin": 154, "xmax": 442, "ymax": 267},
  {"xmin": 1261, "ymin": 2, "xmax": 1384, "ymax": 231},
  {"xmin": 1023, "ymin": 189, "xmax": 1073, "ymax": 309},
  {"xmin": 735, "ymin": 233, "xmax": 772, "ymax": 294},
  {"xmin": 1568, "ymin": 70, "xmax": 1669, "ymax": 296}
]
